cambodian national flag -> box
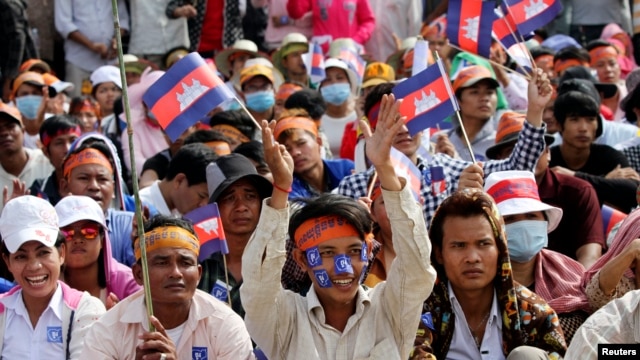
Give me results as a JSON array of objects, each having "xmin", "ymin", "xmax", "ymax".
[
  {"xmin": 184, "ymin": 203, "xmax": 229, "ymax": 261},
  {"xmin": 338, "ymin": 48, "xmax": 366, "ymax": 84},
  {"xmin": 601, "ymin": 205, "xmax": 627, "ymax": 238},
  {"xmin": 492, "ymin": 7, "xmax": 521, "ymax": 50},
  {"xmin": 392, "ymin": 58, "xmax": 459, "ymax": 136},
  {"xmin": 446, "ymin": 0, "xmax": 496, "ymax": 58},
  {"xmin": 303, "ymin": 42, "xmax": 325, "ymax": 83},
  {"xmin": 389, "ymin": 147, "xmax": 422, "ymax": 202},
  {"xmin": 142, "ymin": 52, "xmax": 235, "ymax": 142},
  {"xmin": 502, "ymin": 0, "xmax": 562, "ymax": 35}
]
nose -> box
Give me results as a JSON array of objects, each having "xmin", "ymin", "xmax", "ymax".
[
  {"xmin": 464, "ymin": 248, "xmax": 481, "ymax": 264},
  {"xmin": 168, "ymin": 262, "xmax": 183, "ymax": 278},
  {"xmin": 26, "ymin": 257, "xmax": 43, "ymax": 271}
]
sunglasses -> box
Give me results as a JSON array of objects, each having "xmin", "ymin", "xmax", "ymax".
[{"xmin": 61, "ymin": 223, "xmax": 101, "ymax": 241}]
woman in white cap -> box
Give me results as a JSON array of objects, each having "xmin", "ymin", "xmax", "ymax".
[
  {"xmin": 319, "ymin": 58, "xmax": 358, "ymax": 157},
  {"xmin": 89, "ymin": 65, "xmax": 122, "ymax": 137},
  {"xmin": 0, "ymin": 196, "xmax": 105, "ymax": 358},
  {"xmin": 55, "ymin": 195, "xmax": 140, "ymax": 309}
]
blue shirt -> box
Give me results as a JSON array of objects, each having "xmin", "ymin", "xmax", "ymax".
[
  {"xmin": 106, "ymin": 208, "xmax": 135, "ymax": 267},
  {"xmin": 290, "ymin": 159, "xmax": 354, "ymax": 200}
]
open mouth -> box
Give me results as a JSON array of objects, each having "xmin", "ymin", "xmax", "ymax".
[
  {"xmin": 26, "ymin": 275, "xmax": 48, "ymax": 287},
  {"xmin": 332, "ymin": 278, "xmax": 354, "ymax": 287}
]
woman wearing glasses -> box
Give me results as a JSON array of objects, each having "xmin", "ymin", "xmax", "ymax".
[{"xmin": 55, "ymin": 195, "xmax": 140, "ymax": 309}]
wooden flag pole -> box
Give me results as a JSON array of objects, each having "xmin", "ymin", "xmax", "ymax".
[
  {"xmin": 366, "ymin": 171, "xmax": 378, "ymax": 199},
  {"xmin": 221, "ymin": 254, "xmax": 233, "ymax": 308},
  {"xmin": 496, "ymin": 4, "xmax": 537, "ymax": 68},
  {"xmin": 447, "ymin": 43, "xmax": 531, "ymax": 80},
  {"xmin": 110, "ymin": 0, "xmax": 154, "ymax": 331}
]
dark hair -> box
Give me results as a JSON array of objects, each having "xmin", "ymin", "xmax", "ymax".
[
  {"xmin": 183, "ymin": 129, "xmax": 232, "ymax": 145},
  {"xmin": 586, "ymin": 39, "xmax": 616, "ymax": 52},
  {"xmin": 233, "ymin": 140, "xmax": 269, "ymax": 175},
  {"xmin": 62, "ymin": 140, "xmax": 118, "ymax": 179},
  {"xmin": 284, "ymin": 89, "xmax": 327, "ymax": 120},
  {"xmin": 39, "ymin": 114, "xmax": 81, "ymax": 148},
  {"xmin": 530, "ymin": 46, "xmax": 556, "ymax": 59},
  {"xmin": 624, "ymin": 87, "xmax": 640, "ymax": 123},
  {"xmin": 553, "ymin": 91, "xmax": 600, "ymax": 125},
  {"xmin": 553, "ymin": 46, "xmax": 591, "ymax": 64},
  {"xmin": 165, "ymin": 143, "xmax": 218, "ymax": 184},
  {"xmin": 209, "ymin": 110, "xmax": 257, "ymax": 140},
  {"xmin": 288, "ymin": 194, "xmax": 372, "ymax": 246},
  {"xmin": 364, "ymin": 83, "xmax": 394, "ymax": 117}
]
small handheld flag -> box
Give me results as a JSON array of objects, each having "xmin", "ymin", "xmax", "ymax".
[
  {"xmin": 184, "ymin": 203, "xmax": 229, "ymax": 261},
  {"xmin": 502, "ymin": 0, "xmax": 563, "ymax": 36},
  {"xmin": 446, "ymin": 0, "xmax": 496, "ymax": 58},
  {"xmin": 303, "ymin": 42, "xmax": 326, "ymax": 83},
  {"xmin": 412, "ymin": 37, "xmax": 430, "ymax": 76},
  {"xmin": 338, "ymin": 47, "xmax": 366, "ymax": 85},
  {"xmin": 392, "ymin": 58, "xmax": 459, "ymax": 136},
  {"xmin": 142, "ymin": 53, "xmax": 235, "ymax": 142},
  {"xmin": 601, "ymin": 205, "xmax": 627, "ymax": 239},
  {"xmin": 389, "ymin": 147, "xmax": 422, "ymax": 202}
]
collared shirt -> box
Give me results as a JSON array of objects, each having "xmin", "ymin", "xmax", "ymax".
[
  {"xmin": 1, "ymin": 284, "xmax": 65, "ymax": 359},
  {"xmin": 337, "ymin": 121, "xmax": 546, "ymax": 225},
  {"xmin": 290, "ymin": 158, "xmax": 354, "ymax": 200},
  {"xmin": 566, "ymin": 289, "xmax": 640, "ymax": 358},
  {"xmin": 198, "ymin": 252, "xmax": 244, "ymax": 318},
  {"xmin": 0, "ymin": 147, "xmax": 54, "ymax": 212},
  {"xmin": 448, "ymin": 284, "xmax": 504, "ymax": 360},
  {"xmin": 54, "ymin": 0, "xmax": 130, "ymax": 72},
  {"xmin": 241, "ymin": 184, "xmax": 436, "ymax": 359},
  {"xmin": 80, "ymin": 289, "xmax": 254, "ymax": 359},
  {"xmin": 139, "ymin": 180, "xmax": 172, "ymax": 216}
]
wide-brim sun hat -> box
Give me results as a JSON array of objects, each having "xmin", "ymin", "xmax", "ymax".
[
  {"xmin": 322, "ymin": 58, "xmax": 358, "ymax": 95},
  {"xmin": 272, "ymin": 33, "xmax": 309, "ymax": 74},
  {"xmin": 206, "ymin": 153, "xmax": 273, "ymax": 203},
  {"xmin": 214, "ymin": 39, "xmax": 265, "ymax": 78}
]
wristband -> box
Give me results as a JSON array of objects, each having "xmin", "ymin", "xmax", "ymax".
[{"xmin": 273, "ymin": 183, "xmax": 292, "ymax": 193}]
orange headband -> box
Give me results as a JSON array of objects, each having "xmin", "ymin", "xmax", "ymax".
[
  {"xmin": 211, "ymin": 124, "xmax": 250, "ymax": 144},
  {"xmin": 553, "ymin": 59, "xmax": 584, "ymax": 75},
  {"xmin": 273, "ymin": 116, "xmax": 318, "ymax": 140},
  {"xmin": 205, "ymin": 141, "xmax": 232, "ymax": 155},
  {"xmin": 63, "ymin": 148, "xmax": 113, "ymax": 178},
  {"xmin": 589, "ymin": 46, "xmax": 618, "ymax": 66},
  {"xmin": 294, "ymin": 215, "xmax": 361, "ymax": 251},
  {"xmin": 134, "ymin": 226, "xmax": 200, "ymax": 261}
]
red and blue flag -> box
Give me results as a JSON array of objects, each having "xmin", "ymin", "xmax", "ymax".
[
  {"xmin": 446, "ymin": 0, "xmax": 496, "ymax": 58},
  {"xmin": 392, "ymin": 58, "xmax": 459, "ymax": 136},
  {"xmin": 184, "ymin": 203, "xmax": 229, "ymax": 261},
  {"xmin": 303, "ymin": 42, "xmax": 326, "ymax": 83},
  {"xmin": 389, "ymin": 147, "xmax": 422, "ymax": 202},
  {"xmin": 502, "ymin": 0, "xmax": 562, "ymax": 36},
  {"xmin": 142, "ymin": 52, "xmax": 235, "ymax": 142},
  {"xmin": 492, "ymin": 7, "xmax": 522, "ymax": 50},
  {"xmin": 601, "ymin": 205, "xmax": 627, "ymax": 239},
  {"xmin": 338, "ymin": 47, "xmax": 366, "ymax": 84}
]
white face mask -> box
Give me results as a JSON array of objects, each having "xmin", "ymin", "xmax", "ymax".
[{"xmin": 505, "ymin": 220, "xmax": 548, "ymax": 262}]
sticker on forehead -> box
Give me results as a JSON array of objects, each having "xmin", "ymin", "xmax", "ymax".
[
  {"xmin": 334, "ymin": 254, "xmax": 353, "ymax": 275},
  {"xmin": 361, "ymin": 242, "xmax": 368, "ymax": 262},
  {"xmin": 314, "ymin": 269, "xmax": 332, "ymax": 288},
  {"xmin": 306, "ymin": 246, "xmax": 322, "ymax": 268}
]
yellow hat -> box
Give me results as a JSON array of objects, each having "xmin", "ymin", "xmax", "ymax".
[
  {"xmin": 240, "ymin": 64, "xmax": 275, "ymax": 87},
  {"xmin": 362, "ymin": 62, "xmax": 395, "ymax": 88}
]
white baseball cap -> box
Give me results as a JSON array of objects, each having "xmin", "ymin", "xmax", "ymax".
[
  {"xmin": 484, "ymin": 171, "xmax": 563, "ymax": 233},
  {"xmin": 0, "ymin": 196, "xmax": 60, "ymax": 253},
  {"xmin": 55, "ymin": 195, "xmax": 106, "ymax": 229},
  {"xmin": 90, "ymin": 65, "xmax": 122, "ymax": 90}
]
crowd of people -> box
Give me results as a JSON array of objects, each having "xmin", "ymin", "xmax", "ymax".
[{"xmin": 0, "ymin": 0, "xmax": 639, "ymax": 358}]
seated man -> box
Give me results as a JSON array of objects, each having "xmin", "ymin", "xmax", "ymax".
[
  {"xmin": 484, "ymin": 170, "xmax": 592, "ymax": 343},
  {"xmin": 565, "ymin": 289, "xmax": 640, "ymax": 358},
  {"xmin": 139, "ymin": 143, "xmax": 218, "ymax": 216},
  {"xmin": 410, "ymin": 189, "xmax": 566, "ymax": 359},
  {"xmin": 484, "ymin": 112, "xmax": 604, "ymax": 268},
  {"xmin": 198, "ymin": 153, "xmax": 273, "ymax": 317},
  {"xmin": 80, "ymin": 215, "xmax": 254, "ymax": 358},
  {"xmin": 241, "ymin": 94, "xmax": 436, "ymax": 358}
]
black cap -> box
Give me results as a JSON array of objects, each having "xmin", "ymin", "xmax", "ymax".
[
  {"xmin": 559, "ymin": 66, "xmax": 618, "ymax": 99},
  {"xmin": 206, "ymin": 153, "xmax": 273, "ymax": 203}
]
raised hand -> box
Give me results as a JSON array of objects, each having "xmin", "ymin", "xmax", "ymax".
[
  {"xmin": 261, "ymin": 120, "xmax": 293, "ymax": 209},
  {"xmin": 458, "ymin": 162, "xmax": 484, "ymax": 191},
  {"xmin": 526, "ymin": 68, "xmax": 553, "ymax": 124},
  {"xmin": 3, "ymin": 179, "xmax": 29, "ymax": 206}
]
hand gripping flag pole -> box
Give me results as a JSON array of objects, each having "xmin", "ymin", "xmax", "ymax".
[{"xmin": 111, "ymin": 0, "xmax": 154, "ymax": 330}]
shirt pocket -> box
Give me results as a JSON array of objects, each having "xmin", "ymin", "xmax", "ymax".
[{"xmin": 356, "ymin": 337, "xmax": 401, "ymax": 359}]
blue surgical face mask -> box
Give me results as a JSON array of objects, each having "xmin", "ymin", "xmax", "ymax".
[
  {"xmin": 320, "ymin": 83, "xmax": 351, "ymax": 105},
  {"xmin": 245, "ymin": 90, "xmax": 275, "ymax": 112},
  {"xmin": 15, "ymin": 95, "xmax": 43, "ymax": 119},
  {"xmin": 505, "ymin": 220, "xmax": 548, "ymax": 263}
]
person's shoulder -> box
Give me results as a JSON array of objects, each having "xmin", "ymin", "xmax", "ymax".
[{"xmin": 192, "ymin": 289, "xmax": 242, "ymax": 320}]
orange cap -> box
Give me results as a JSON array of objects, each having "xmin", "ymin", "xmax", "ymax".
[
  {"xmin": 452, "ymin": 65, "xmax": 499, "ymax": 93},
  {"xmin": 276, "ymin": 82, "xmax": 303, "ymax": 101},
  {"xmin": 11, "ymin": 71, "xmax": 45, "ymax": 99},
  {"xmin": 19, "ymin": 59, "xmax": 51, "ymax": 74},
  {"xmin": 0, "ymin": 103, "xmax": 22, "ymax": 126}
]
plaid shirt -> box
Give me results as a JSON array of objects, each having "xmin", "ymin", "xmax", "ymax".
[
  {"xmin": 622, "ymin": 145, "xmax": 640, "ymax": 174},
  {"xmin": 336, "ymin": 122, "xmax": 546, "ymax": 225},
  {"xmin": 198, "ymin": 252, "xmax": 244, "ymax": 318}
]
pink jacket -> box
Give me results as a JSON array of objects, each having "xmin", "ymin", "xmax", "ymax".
[
  {"xmin": 286, "ymin": 0, "xmax": 375, "ymax": 48},
  {"xmin": 102, "ymin": 228, "xmax": 141, "ymax": 302}
]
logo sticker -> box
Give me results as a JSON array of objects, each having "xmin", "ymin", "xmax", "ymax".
[
  {"xmin": 306, "ymin": 246, "xmax": 322, "ymax": 268},
  {"xmin": 47, "ymin": 326, "xmax": 63, "ymax": 343},
  {"xmin": 421, "ymin": 312, "xmax": 435, "ymax": 330},
  {"xmin": 361, "ymin": 242, "xmax": 368, "ymax": 262},
  {"xmin": 334, "ymin": 254, "xmax": 353, "ymax": 275},
  {"xmin": 192, "ymin": 346, "xmax": 208, "ymax": 359},
  {"xmin": 314, "ymin": 269, "xmax": 332, "ymax": 288},
  {"xmin": 211, "ymin": 279, "xmax": 229, "ymax": 302}
]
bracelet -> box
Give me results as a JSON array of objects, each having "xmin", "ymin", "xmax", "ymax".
[{"xmin": 273, "ymin": 183, "xmax": 292, "ymax": 193}]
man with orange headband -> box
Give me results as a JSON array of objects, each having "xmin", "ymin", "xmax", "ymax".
[
  {"xmin": 0, "ymin": 102, "xmax": 52, "ymax": 212},
  {"xmin": 587, "ymin": 40, "xmax": 626, "ymax": 121},
  {"xmin": 81, "ymin": 215, "xmax": 255, "ymax": 359},
  {"xmin": 274, "ymin": 109, "xmax": 354, "ymax": 200},
  {"xmin": 241, "ymin": 94, "xmax": 436, "ymax": 359}
]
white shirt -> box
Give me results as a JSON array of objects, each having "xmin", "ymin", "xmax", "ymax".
[
  {"xmin": 0, "ymin": 147, "xmax": 54, "ymax": 212},
  {"xmin": 448, "ymin": 284, "xmax": 505, "ymax": 360},
  {"xmin": 1, "ymin": 284, "xmax": 65, "ymax": 359},
  {"xmin": 128, "ymin": 0, "xmax": 189, "ymax": 55},
  {"xmin": 365, "ymin": 0, "xmax": 422, "ymax": 62},
  {"xmin": 321, "ymin": 111, "xmax": 357, "ymax": 158},
  {"xmin": 54, "ymin": 0, "xmax": 130, "ymax": 72},
  {"xmin": 139, "ymin": 180, "xmax": 172, "ymax": 215}
]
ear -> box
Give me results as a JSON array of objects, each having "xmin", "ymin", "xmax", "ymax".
[
  {"xmin": 174, "ymin": 173, "xmax": 187, "ymax": 188},
  {"xmin": 434, "ymin": 246, "xmax": 444, "ymax": 265},
  {"xmin": 59, "ymin": 177, "xmax": 69, "ymax": 195},
  {"xmin": 315, "ymin": 134, "xmax": 323, "ymax": 147},
  {"xmin": 58, "ymin": 243, "xmax": 66, "ymax": 266},
  {"xmin": 2, "ymin": 254, "xmax": 10, "ymax": 270},
  {"xmin": 197, "ymin": 264, "xmax": 203, "ymax": 282},
  {"xmin": 132, "ymin": 263, "xmax": 144, "ymax": 285},
  {"xmin": 42, "ymin": 146, "xmax": 51, "ymax": 159},
  {"xmin": 292, "ymin": 248, "xmax": 309, "ymax": 273}
]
